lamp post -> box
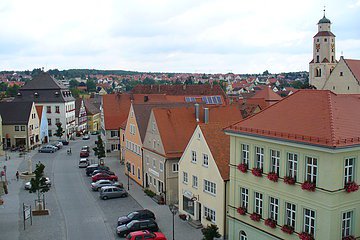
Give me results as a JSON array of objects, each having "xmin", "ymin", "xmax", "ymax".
[
  {"xmin": 126, "ymin": 162, "xmax": 131, "ymax": 191},
  {"xmin": 169, "ymin": 204, "xmax": 178, "ymax": 240}
]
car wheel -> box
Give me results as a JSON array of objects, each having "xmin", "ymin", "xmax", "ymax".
[
  {"xmin": 122, "ymin": 194, "xmax": 127, "ymax": 198},
  {"xmin": 102, "ymin": 196, "xmax": 108, "ymax": 200}
]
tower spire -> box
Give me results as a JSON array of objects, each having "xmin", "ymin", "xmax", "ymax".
[{"xmin": 323, "ymin": 6, "xmax": 326, "ymax": 17}]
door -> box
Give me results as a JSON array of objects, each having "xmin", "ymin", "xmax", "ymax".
[{"xmin": 198, "ymin": 202, "xmax": 202, "ymax": 221}]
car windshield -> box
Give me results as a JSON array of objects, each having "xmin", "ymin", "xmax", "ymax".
[
  {"xmin": 126, "ymin": 221, "xmax": 135, "ymax": 228},
  {"xmin": 127, "ymin": 212, "xmax": 138, "ymax": 219}
]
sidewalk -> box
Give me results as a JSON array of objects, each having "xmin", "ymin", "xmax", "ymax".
[{"xmin": 106, "ymin": 156, "xmax": 203, "ymax": 240}]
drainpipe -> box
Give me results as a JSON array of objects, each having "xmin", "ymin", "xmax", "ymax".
[
  {"xmin": 224, "ymin": 180, "xmax": 228, "ymax": 238},
  {"xmin": 164, "ymin": 158, "xmax": 167, "ymax": 204}
]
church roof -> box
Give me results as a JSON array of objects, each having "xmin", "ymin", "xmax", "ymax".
[
  {"xmin": 313, "ymin": 31, "xmax": 335, "ymax": 38},
  {"xmin": 318, "ymin": 15, "xmax": 331, "ymax": 24},
  {"xmin": 344, "ymin": 59, "xmax": 360, "ymax": 83},
  {"xmin": 21, "ymin": 72, "xmax": 67, "ymax": 90}
]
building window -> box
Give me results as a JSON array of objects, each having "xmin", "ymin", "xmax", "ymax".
[
  {"xmin": 153, "ymin": 177, "xmax": 156, "ymax": 186},
  {"xmin": 47, "ymin": 118, "xmax": 52, "ymax": 126},
  {"xmin": 146, "ymin": 156, "xmax": 149, "ymax": 165},
  {"xmin": 204, "ymin": 206, "xmax": 216, "ymax": 222},
  {"xmin": 48, "ymin": 130, "xmax": 52, "ymax": 136},
  {"xmin": 159, "ymin": 162, "xmax": 164, "ymax": 172},
  {"xmin": 149, "ymin": 175, "xmax": 152, "ymax": 185},
  {"xmin": 342, "ymin": 211, "xmax": 353, "ymax": 238},
  {"xmin": 239, "ymin": 231, "xmax": 247, "ymax": 240},
  {"xmin": 255, "ymin": 146, "xmax": 264, "ymax": 170},
  {"xmin": 305, "ymin": 156, "xmax": 318, "ymax": 184},
  {"xmin": 203, "ymin": 154, "xmax": 209, "ymax": 166},
  {"xmin": 183, "ymin": 172, "xmax": 188, "ymax": 184},
  {"xmin": 316, "ymin": 39, "xmax": 319, "ymax": 42},
  {"xmin": 130, "ymin": 124, "xmax": 136, "ymax": 135},
  {"xmin": 55, "ymin": 106, "xmax": 60, "ymax": 113},
  {"xmin": 137, "ymin": 168, "xmax": 141, "ymax": 180},
  {"xmin": 152, "ymin": 159, "xmax": 156, "ymax": 169},
  {"xmin": 204, "ymin": 179, "xmax": 216, "ymax": 195},
  {"xmin": 47, "ymin": 106, "xmax": 51, "ymax": 113},
  {"xmin": 254, "ymin": 192, "xmax": 263, "ymax": 216},
  {"xmin": 324, "ymin": 38, "xmax": 327, "ymax": 42},
  {"xmin": 241, "ymin": 144, "xmax": 249, "ymax": 165},
  {"xmin": 240, "ymin": 187, "xmax": 249, "ymax": 209},
  {"xmin": 192, "ymin": 175, "xmax": 198, "ymax": 188},
  {"xmin": 132, "ymin": 164, "xmax": 135, "ymax": 175},
  {"xmin": 303, "ymin": 208, "xmax": 316, "ymax": 236},
  {"xmin": 285, "ymin": 202, "xmax": 296, "ymax": 228},
  {"xmin": 110, "ymin": 130, "xmax": 119, "ymax": 137},
  {"xmin": 153, "ymin": 139, "xmax": 156, "ymax": 149},
  {"xmin": 316, "ymin": 55, "xmax": 319, "ymax": 63},
  {"xmin": 191, "ymin": 151, "xmax": 197, "ymax": 163},
  {"xmin": 270, "ymin": 149, "xmax": 280, "ymax": 174},
  {"xmin": 111, "ymin": 144, "xmax": 118, "ymax": 151},
  {"xmin": 15, "ymin": 126, "xmax": 19, "ymax": 131},
  {"xmin": 152, "ymin": 121, "xmax": 156, "ymax": 131},
  {"xmin": 269, "ymin": 197, "xmax": 279, "ymax": 222},
  {"xmin": 287, "ymin": 153, "xmax": 298, "ymax": 180},
  {"xmin": 172, "ymin": 163, "xmax": 178, "ymax": 172},
  {"xmin": 55, "ymin": 118, "xmax": 60, "ymax": 124},
  {"xmin": 344, "ymin": 158, "xmax": 355, "ymax": 185},
  {"xmin": 340, "ymin": 72, "xmax": 343, "ymax": 76}
]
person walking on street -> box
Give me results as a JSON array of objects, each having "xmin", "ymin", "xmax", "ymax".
[{"xmin": 16, "ymin": 171, "xmax": 19, "ymax": 181}]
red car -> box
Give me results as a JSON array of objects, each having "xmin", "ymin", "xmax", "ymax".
[
  {"xmin": 80, "ymin": 150, "xmax": 89, "ymax": 157},
  {"xmin": 126, "ymin": 230, "xmax": 167, "ymax": 240},
  {"xmin": 91, "ymin": 173, "xmax": 118, "ymax": 182}
]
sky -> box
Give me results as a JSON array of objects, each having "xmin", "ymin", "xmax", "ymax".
[{"xmin": 0, "ymin": 0, "xmax": 359, "ymax": 74}]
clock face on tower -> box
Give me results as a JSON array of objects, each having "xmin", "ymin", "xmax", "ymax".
[
  {"xmin": 316, "ymin": 44, "xmax": 320, "ymax": 50},
  {"xmin": 331, "ymin": 43, "xmax": 335, "ymax": 51}
]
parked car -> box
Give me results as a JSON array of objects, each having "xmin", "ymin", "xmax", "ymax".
[
  {"xmin": 99, "ymin": 186, "xmax": 127, "ymax": 200},
  {"xmin": 38, "ymin": 146, "xmax": 55, "ymax": 153},
  {"xmin": 78, "ymin": 158, "xmax": 90, "ymax": 168},
  {"xmin": 117, "ymin": 210, "xmax": 156, "ymax": 226},
  {"xmin": 92, "ymin": 173, "xmax": 118, "ymax": 182},
  {"xmin": 81, "ymin": 146, "xmax": 90, "ymax": 153},
  {"xmin": 80, "ymin": 150, "xmax": 89, "ymax": 157},
  {"xmin": 91, "ymin": 179, "xmax": 123, "ymax": 191},
  {"xmin": 116, "ymin": 219, "xmax": 159, "ymax": 237},
  {"xmin": 82, "ymin": 135, "xmax": 90, "ymax": 140},
  {"xmin": 25, "ymin": 177, "xmax": 51, "ymax": 190},
  {"xmin": 126, "ymin": 230, "xmax": 166, "ymax": 240},
  {"xmin": 60, "ymin": 139, "xmax": 69, "ymax": 145},
  {"xmin": 86, "ymin": 164, "xmax": 110, "ymax": 176},
  {"xmin": 91, "ymin": 169, "xmax": 115, "ymax": 176},
  {"xmin": 50, "ymin": 141, "xmax": 63, "ymax": 149}
]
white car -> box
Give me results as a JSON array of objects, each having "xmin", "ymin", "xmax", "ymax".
[
  {"xmin": 78, "ymin": 158, "xmax": 90, "ymax": 168},
  {"xmin": 25, "ymin": 177, "xmax": 51, "ymax": 190},
  {"xmin": 91, "ymin": 179, "xmax": 123, "ymax": 191}
]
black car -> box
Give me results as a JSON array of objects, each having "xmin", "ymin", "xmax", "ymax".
[
  {"xmin": 91, "ymin": 169, "xmax": 115, "ymax": 176},
  {"xmin": 86, "ymin": 164, "xmax": 110, "ymax": 176},
  {"xmin": 60, "ymin": 140, "xmax": 69, "ymax": 145},
  {"xmin": 116, "ymin": 219, "xmax": 159, "ymax": 237},
  {"xmin": 117, "ymin": 210, "xmax": 156, "ymax": 226}
]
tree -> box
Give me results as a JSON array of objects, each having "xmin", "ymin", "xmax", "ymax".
[
  {"xmin": 29, "ymin": 162, "xmax": 50, "ymax": 209},
  {"xmin": 93, "ymin": 135, "xmax": 106, "ymax": 160},
  {"xmin": 54, "ymin": 122, "xmax": 65, "ymax": 139},
  {"xmin": 70, "ymin": 88, "xmax": 81, "ymax": 98},
  {"xmin": 6, "ymin": 85, "xmax": 19, "ymax": 97},
  {"xmin": 86, "ymin": 79, "xmax": 96, "ymax": 92},
  {"xmin": 201, "ymin": 224, "xmax": 221, "ymax": 240},
  {"xmin": 143, "ymin": 77, "xmax": 155, "ymax": 85},
  {"xmin": 69, "ymin": 79, "xmax": 79, "ymax": 89}
]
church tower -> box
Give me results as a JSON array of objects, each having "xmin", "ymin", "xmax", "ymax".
[{"xmin": 309, "ymin": 10, "xmax": 337, "ymax": 89}]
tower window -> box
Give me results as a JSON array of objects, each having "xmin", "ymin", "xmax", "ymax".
[
  {"xmin": 324, "ymin": 38, "xmax": 327, "ymax": 42},
  {"xmin": 348, "ymin": 86, "xmax": 350, "ymax": 90},
  {"xmin": 316, "ymin": 56, "xmax": 319, "ymax": 63},
  {"xmin": 315, "ymin": 68, "xmax": 322, "ymax": 77},
  {"xmin": 317, "ymin": 39, "xmax": 319, "ymax": 42},
  {"xmin": 331, "ymin": 56, "xmax": 334, "ymax": 62},
  {"xmin": 333, "ymin": 86, "xmax": 335, "ymax": 90},
  {"xmin": 340, "ymin": 72, "xmax": 343, "ymax": 76}
]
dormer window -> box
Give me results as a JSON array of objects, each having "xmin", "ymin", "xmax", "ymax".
[{"xmin": 55, "ymin": 91, "xmax": 59, "ymax": 97}]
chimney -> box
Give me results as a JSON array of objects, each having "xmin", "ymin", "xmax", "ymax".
[
  {"xmin": 204, "ymin": 108, "xmax": 209, "ymax": 124},
  {"xmin": 194, "ymin": 103, "xmax": 199, "ymax": 122},
  {"xmin": 144, "ymin": 95, "xmax": 149, "ymax": 102}
]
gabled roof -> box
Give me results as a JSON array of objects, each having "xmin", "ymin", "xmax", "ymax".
[
  {"xmin": 0, "ymin": 102, "xmax": 33, "ymax": 125},
  {"xmin": 102, "ymin": 94, "xmax": 132, "ymax": 130},
  {"xmin": 344, "ymin": 59, "xmax": 360, "ymax": 83},
  {"xmin": 84, "ymin": 98, "xmax": 100, "ymax": 115},
  {"xmin": 251, "ymin": 87, "xmax": 282, "ymax": 105},
  {"xmin": 75, "ymin": 98, "xmax": 84, "ymax": 117},
  {"xmin": 225, "ymin": 90, "xmax": 360, "ymax": 148},
  {"xmin": 35, "ymin": 106, "xmax": 43, "ymax": 124},
  {"xmin": 21, "ymin": 72, "xmax": 67, "ymax": 90},
  {"xmin": 313, "ymin": 31, "xmax": 335, "ymax": 37}
]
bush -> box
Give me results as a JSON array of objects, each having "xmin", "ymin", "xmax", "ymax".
[
  {"xmin": 201, "ymin": 224, "xmax": 221, "ymax": 240},
  {"xmin": 144, "ymin": 188, "xmax": 156, "ymax": 198}
]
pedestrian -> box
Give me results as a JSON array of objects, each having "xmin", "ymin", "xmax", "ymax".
[{"xmin": 16, "ymin": 171, "xmax": 19, "ymax": 181}]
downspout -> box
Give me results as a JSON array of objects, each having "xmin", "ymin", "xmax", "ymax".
[
  {"xmin": 164, "ymin": 158, "xmax": 167, "ymax": 204},
  {"xmin": 224, "ymin": 180, "xmax": 228, "ymax": 238}
]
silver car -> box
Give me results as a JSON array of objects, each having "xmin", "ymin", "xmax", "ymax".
[
  {"xmin": 78, "ymin": 158, "xmax": 89, "ymax": 168},
  {"xmin": 25, "ymin": 177, "xmax": 51, "ymax": 190},
  {"xmin": 91, "ymin": 179, "xmax": 123, "ymax": 191},
  {"xmin": 99, "ymin": 186, "xmax": 127, "ymax": 200}
]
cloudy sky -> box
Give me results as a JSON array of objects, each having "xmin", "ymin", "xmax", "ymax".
[{"xmin": 0, "ymin": 0, "xmax": 359, "ymax": 74}]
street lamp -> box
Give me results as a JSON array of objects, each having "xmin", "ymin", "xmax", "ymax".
[
  {"xmin": 126, "ymin": 162, "xmax": 131, "ymax": 191},
  {"xmin": 169, "ymin": 204, "xmax": 178, "ymax": 240}
]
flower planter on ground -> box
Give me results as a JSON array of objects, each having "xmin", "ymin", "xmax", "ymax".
[
  {"xmin": 301, "ymin": 181, "xmax": 316, "ymax": 192},
  {"xmin": 237, "ymin": 163, "xmax": 248, "ymax": 173},
  {"xmin": 284, "ymin": 176, "xmax": 296, "ymax": 185},
  {"xmin": 250, "ymin": 213, "xmax": 261, "ymax": 222},
  {"xmin": 298, "ymin": 232, "xmax": 314, "ymax": 240},
  {"xmin": 267, "ymin": 172, "xmax": 279, "ymax": 182},
  {"xmin": 345, "ymin": 182, "xmax": 359, "ymax": 193},
  {"xmin": 264, "ymin": 218, "xmax": 276, "ymax": 228},
  {"xmin": 342, "ymin": 236, "xmax": 356, "ymax": 240},
  {"xmin": 251, "ymin": 168, "xmax": 262, "ymax": 177},
  {"xmin": 281, "ymin": 225, "xmax": 294, "ymax": 234},
  {"xmin": 237, "ymin": 207, "xmax": 247, "ymax": 215}
]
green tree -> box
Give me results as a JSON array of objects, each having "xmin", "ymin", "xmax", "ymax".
[
  {"xmin": 201, "ymin": 224, "xmax": 221, "ymax": 240},
  {"xmin": 54, "ymin": 123, "xmax": 65, "ymax": 139},
  {"xmin": 70, "ymin": 88, "xmax": 81, "ymax": 98},
  {"xmin": 6, "ymin": 85, "xmax": 19, "ymax": 97},
  {"xmin": 29, "ymin": 162, "xmax": 50, "ymax": 209},
  {"xmin": 69, "ymin": 79, "xmax": 79, "ymax": 89},
  {"xmin": 143, "ymin": 77, "xmax": 155, "ymax": 85},
  {"xmin": 93, "ymin": 135, "xmax": 106, "ymax": 160},
  {"xmin": 86, "ymin": 79, "xmax": 96, "ymax": 92}
]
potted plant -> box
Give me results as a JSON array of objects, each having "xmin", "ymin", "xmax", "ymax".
[
  {"xmin": 284, "ymin": 176, "xmax": 296, "ymax": 185},
  {"xmin": 342, "ymin": 236, "xmax": 356, "ymax": 240},
  {"xmin": 298, "ymin": 232, "xmax": 314, "ymax": 240},
  {"xmin": 250, "ymin": 212, "xmax": 261, "ymax": 222},
  {"xmin": 264, "ymin": 218, "xmax": 276, "ymax": 228},
  {"xmin": 251, "ymin": 168, "xmax": 262, "ymax": 177},
  {"xmin": 281, "ymin": 224, "xmax": 294, "ymax": 234},
  {"xmin": 237, "ymin": 163, "xmax": 248, "ymax": 173},
  {"xmin": 237, "ymin": 207, "xmax": 247, "ymax": 215},
  {"xmin": 301, "ymin": 181, "xmax": 316, "ymax": 192},
  {"xmin": 345, "ymin": 182, "xmax": 359, "ymax": 193},
  {"xmin": 267, "ymin": 172, "xmax": 279, "ymax": 182}
]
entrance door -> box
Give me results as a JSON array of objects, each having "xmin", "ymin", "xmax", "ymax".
[
  {"xmin": 145, "ymin": 173, "xmax": 149, "ymax": 188},
  {"xmin": 198, "ymin": 202, "xmax": 202, "ymax": 220}
]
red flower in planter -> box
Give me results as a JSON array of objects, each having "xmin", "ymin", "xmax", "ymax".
[
  {"xmin": 301, "ymin": 181, "xmax": 316, "ymax": 192},
  {"xmin": 342, "ymin": 236, "xmax": 356, "ymax": 240},
  {"xmin": 237, "ymin": 163, "xmax": 248, "ymax": 173},
  {"xmin": 281, "ymin": 225, "xmax": 294, "ymax": 234},
  {"xmin": 345, "ymin": 182, "xmax": 359, "ymax": 193},
  {"xmin": 298, "ymin": 232, "xmax": 314, "ymax": 240},
  {"xmin": 251, "ymin": 168, "xmax": 262, "ymax": 177},
  {"xmin": 250, "ymin": 212, "xmax": 261, "ymax": 222},
  {"xmin": 267, "ymin": 172, "xmax": 279, "ymax": 182},
  {"xmin": 284, "ymin": 176, "xmax": 296, "ymax": 185},
  {"xmin": 237, "ymin": 207, "xmax": 247, "ymax": 215},
  {"xmin": 264, "ymin": 218, "xmax": 276, "ymax": 228}
]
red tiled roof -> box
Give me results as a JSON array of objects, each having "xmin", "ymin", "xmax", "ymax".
[
  {"xmin": 251, "ymin": 87, "xmax": 282, "ymax": 104},
  {"xmin": 226, "ymin": 90, "xmax": 360, "ymax": 148},
  {"xmin": 313, "ymin": 31, "xmax": 335, "ymax": 37},
  {"xmin": 102, "ymin": 94, "xmax": 132, "ymax": 130},
  {"xmin": 344, "ymin": 59, "xmax": 360, "ymax": 83},
  {"xmin": 35, "ymin": 106, "xmax": 43, "ymax": 124}
]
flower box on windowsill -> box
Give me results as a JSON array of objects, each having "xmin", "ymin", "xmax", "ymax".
[
  {"xmin": 251, "ymin": 168, "xmax": 262, "ymax": 177},
  {"xmin": 267, "ymin": 172, "xmax": 279, "ymax": 182},
  {"xmin": 281, "ymin": 225, "xmax": 294, "ymax": 234},
  {"xmin": 284, "ymin": 176, "xmax": 296, "ymax": 185},
  {"xmin": 264, "ymin": 218, "xmax": 276, "ymax": 228},
  {"xmin": 237, "ymin": 207, "xmax": 247, "ymax": 215},
  {"xmin": 249, "ymin": 212, "xmax": 261, "ymax": 222},
  {"xmin": 298, "ymin": 232, "xmax": 314, "ymax": 240},
  {"xmin": 301, "ymin": 181, "xmax": 316, "ymax": 192},
  {"xmin": 342, "ymin": 236, "xmax": 356, "ymax": 240},
  {"xmin": 237, "ymin": 163, "xmax": 248, "ymax": 173},
  {"xmin": 345, "ymin": 181, "xmax": 359, "ymax": 193}
]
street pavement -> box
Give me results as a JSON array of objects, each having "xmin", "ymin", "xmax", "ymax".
[{"xmin": 0, "ymin": 137, "xmax": 203, "ymax": 240}]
